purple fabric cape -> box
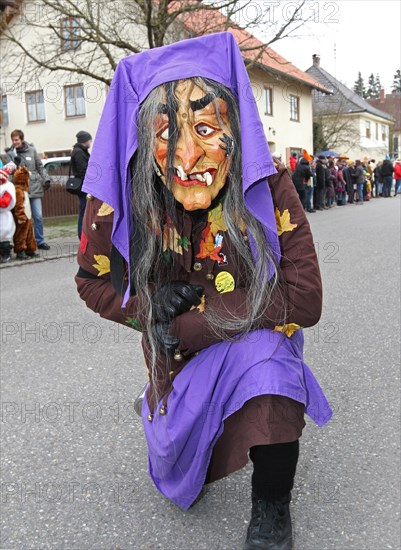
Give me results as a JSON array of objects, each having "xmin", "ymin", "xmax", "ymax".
[
  {"xmin": 83, "ymin": 32, "xmax": 332, "ymax": 510},
  {"xmin": 83, "ymin": 32, "xmax": 279, "ymax": 305},
  {"xmin": 143, "ymin": 330, "xmax": 332, "ymax": 510}
]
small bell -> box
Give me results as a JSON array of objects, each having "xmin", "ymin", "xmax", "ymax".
[
  {"xmin": 206, "ymin": 273, "xmax": 215, "ymax": 281},
  {"xmin": 159, "ymin": 406, "xmax": 167, "ymax": 416},
  {"xmin": 147, "ymin": 414, "xmax": 153, "ymax": 422},
  {"xmin": 174, "ymin": 350, "xmax": 183, "ymax": 361}
]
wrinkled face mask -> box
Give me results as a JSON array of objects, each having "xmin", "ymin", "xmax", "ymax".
[{"xmin": 153, "ymin": 80, "xmax": 233, "ymax": 211}]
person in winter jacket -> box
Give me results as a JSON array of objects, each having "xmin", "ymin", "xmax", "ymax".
[
  {"xmin": 12, "ymin": 161, "xmax": 38, "ymax": 260},
  {"xmin": 373, "ymin": 162, "xmax": 383, "ymax": 197},
  {"xmin": 0, "ymin": 167, "xmax": 16, "ymax": 262},
  {"xmin": 393, "ymin": 159, "xmax": 401, "ymax": 196},
  {"xmin": 341, "ymin": 161, "xmax": 352, "ymax": 203},
  {"xmin": 70, "ymin": 131, "xmax": 92, "ymax": 239},
  {"xmin": 5, "ymin": 129, "xmax": 51, "ymax": 249},
  {"xmin": 380, "ymin": 157, "xmax": 394, "ymax": 197},
  {"xmin": 335, "ymin": 162, "xmax": 347, "ymax": 205},
  {"xmin": 326, "ymin": 161, "xmax": 337, "ymax": 208},
  {"xmin": 289, "ymin": 152, "xmax": 297, "ymax": 172},
  {"xmin": 315, "ymin": 156, "xmax": 328, "ymax": 210},
  {"xmin": 291, "ymin": 158, "xmax": 312, "ymax": 210},
  {"xmin": 354, "ymin": 160, "xmax": 366, "ymax": 204}
]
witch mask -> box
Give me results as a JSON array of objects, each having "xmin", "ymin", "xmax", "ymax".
[{"xmin": 152, "ymin": 79, "xmax": 234, "ymax": 211}]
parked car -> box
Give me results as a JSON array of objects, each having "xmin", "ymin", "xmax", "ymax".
[{"xmin": 42, "ymin": 157, "xmax": 71, "ymax": 186}]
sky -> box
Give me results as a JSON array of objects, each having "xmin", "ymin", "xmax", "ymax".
[{"xmin": 248, "ymin": 0, "xmax": 401, "ymax": 92}]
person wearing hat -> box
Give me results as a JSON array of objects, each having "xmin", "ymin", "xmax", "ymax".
[
  {"xmin": 75, "ymin": 33, "xmax": 331, "ymax": 549},
  {"xmin": 70, "ymin": 131, "xmax": 92, "ymax": 239},
  {"xmin": 5, "ymin": 129, "xmax": 51, "ymax": 250}
]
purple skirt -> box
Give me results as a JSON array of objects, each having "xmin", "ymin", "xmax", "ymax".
[{"xmin": 142, "ymin": 329, "xmax": 332, "ymax": 510}]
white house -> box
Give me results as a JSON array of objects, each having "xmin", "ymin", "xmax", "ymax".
[
  {"xmin": 1, "ymin": 1, "xmax": 329, "ymax": 165},
  {"xmin": 306, "ymin": 55, "xmax": 394, "ymax": 160}
]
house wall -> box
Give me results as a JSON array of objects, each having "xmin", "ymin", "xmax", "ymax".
[
  {"xmin": 348, "ymin": 114, "xmax": 391, "ymax": 161},
  {"xmin": 249, "ymin": 68, "xmax": 314, "ymax": 163},
  {"xmin": 1, "ymin": 77, "xmax": 107, "ymax": 155},
  {"xmin": 1, "ymin": 4, "xmax": 315, "ymax": 165}
]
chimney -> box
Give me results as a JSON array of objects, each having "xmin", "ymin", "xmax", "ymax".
[
  {"xmin": 379, "ymin": 88, "xmax": 385, "ymax": 102},
  {"xmin": 312, "ymin": 54, "xmax": 320, "ymax": 66}
]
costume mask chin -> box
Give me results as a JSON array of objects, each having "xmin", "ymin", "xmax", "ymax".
[{"xmin": 153, "ymin": 80, "xmax": 233, "ymax": 211}]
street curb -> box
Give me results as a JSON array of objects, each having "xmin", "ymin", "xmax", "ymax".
[{"xmin": 0, "ymin": 251, "xmax": 78, "ymax": 269}]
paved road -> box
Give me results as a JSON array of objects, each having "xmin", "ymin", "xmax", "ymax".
[{"xmin": 1, "ymin": 198, "xmax": 400, "ymax": 549}]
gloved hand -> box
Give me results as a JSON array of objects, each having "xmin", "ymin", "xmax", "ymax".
[
  {"xmin": 152, "ymin": 281, "xmax": 204, "ymax": 323},
  {"xmin": 151, "ymin": 322, "xmax": 180, "ymax": 357},
  {"xmin": 43, "ymin": 180, "xmax": 51, "ymax": 191}
]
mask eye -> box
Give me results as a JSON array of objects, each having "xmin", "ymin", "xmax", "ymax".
[
  {"xmin": 195, "ymin": 123, "xmax": 216, "ymax": 137},
  {"xmin": 158, "ymin": 126, "xmax": 169, "ymax": 141}
]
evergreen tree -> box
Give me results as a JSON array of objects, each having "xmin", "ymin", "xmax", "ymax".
[
  {"xmin": 366, "ymin": 73, "xmax": 377, "ymax": 99},
  {"xmin": 392, "ymin": 69, "xmax": 401, "ymax": 93},
  {"xmin": 375, "ymin": 74, "xmax": 382, "ymax": 98},
  {"xmin": 353, "ymin": 72, "xmax": 366, "ymax": 97}
]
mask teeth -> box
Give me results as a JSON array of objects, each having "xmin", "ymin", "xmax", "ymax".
[
  {"xmin": 176, "ymin": 165, "xmax": 188, "ymax": 181},
  {"xmin": 204, "ymin": 172, "xmax": 213, "ymax": 186}
]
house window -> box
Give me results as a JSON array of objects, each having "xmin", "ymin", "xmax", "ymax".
[
  {"xmin": 289, "ymin": 95, "xmax": 300, "ymax": 122},
  {"xmin": 61, "ymin": 17, "xmax": 81, "ymax": 51},
  {"xmin": 64, "ymin": 84, "xmax": 85, "ymax": 117},
  {"xmin": 264, "ymin": 87, "xmax": 273, "ymax": 115},
  {"xmin": 375, "ymin": 123, "xmax": 379, "ymax": 140},
  {"xmin": 365, "ymin": 120, "xmax": 371, "ymax": 139},
  {"xmin": 1, "ymin": 95, "xmax": 8, "ymax": 126},
  {"xmin": 381, "ymin": 125, "xmax": 386, "ymax": 142},
  {"xmin": 26, "ymin": 90, "xmax": 45, "ymax": 122}
]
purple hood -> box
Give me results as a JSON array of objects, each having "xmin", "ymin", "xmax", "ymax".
[{"xmin": 83, "ymin": 32, "xmax": 278, "ymax": 304}]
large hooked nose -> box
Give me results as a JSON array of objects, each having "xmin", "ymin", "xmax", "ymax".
[{"xmin": 175, "ymin": 125, "xmax": 203, "ymax": 172}]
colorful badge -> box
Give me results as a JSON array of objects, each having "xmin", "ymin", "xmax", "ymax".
[{"xmin": 215, "ymin": 271, "xmax": 235, "ymax": 293}]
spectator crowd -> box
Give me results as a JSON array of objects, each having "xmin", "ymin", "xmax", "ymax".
[{"xmin": 273, "ymin": 151, "xmax": 401, "ymax": 213}]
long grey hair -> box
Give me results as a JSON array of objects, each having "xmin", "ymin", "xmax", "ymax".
[{"xmin": 130, "ymin": 77, "xmax": 287, "ymax": 384}]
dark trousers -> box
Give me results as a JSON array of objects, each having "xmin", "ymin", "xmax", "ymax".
[
  {"xmin": 296, "ymin": 188, "xmax": 306, "ymax": 209},
  {"xmin": 316, "ymin": 187, "xmax": 325, "ymax": 209},
  {"xmin": 382, "ymin": 176, "xmax": 392, "ymax": 197},
  {"xmin": 250, "ymin": 440, "xmax": 299, "ymax": 501}
]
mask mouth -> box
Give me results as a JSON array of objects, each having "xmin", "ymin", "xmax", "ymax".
[{"xmin": 174, "ymin": 166, "xmax": 217, "ymax": 187}]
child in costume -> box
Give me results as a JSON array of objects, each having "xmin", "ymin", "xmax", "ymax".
[
  {"xmin": 76, "ymin": 33, "xmax": 331, "ymax": 550},
  {"xmin": 0, "ymin": 167, "xmax": 16, "ymax": 263},
  {"xmin": 12, "ymin": 161, "xmax": 38, "ymax": 260}
]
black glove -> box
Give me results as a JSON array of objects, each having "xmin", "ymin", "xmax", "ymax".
[
  {"xmin": 152, "ymin": 281, "xmax": 204, "ymax": 323},
  {"xmin": 151, "ymin": 322, "xmax": 180, "ymax": 357},
  {"xmin": 43, "ymin": 180, "xmax": 51, "ymax": 191}
]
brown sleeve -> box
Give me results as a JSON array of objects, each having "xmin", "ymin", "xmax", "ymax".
[
  {"xmin": 75, "ymin": 197, "xmax": 147, "ymax": 329},
  {"xmin": 171, "ymin": 165, "xmax": 322, "ymax": 356}
]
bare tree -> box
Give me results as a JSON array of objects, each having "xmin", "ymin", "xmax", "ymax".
[
  {"xmin": 1, "ymin": 0, "xmax": 313, "ymax": 86},
  {"xmin": 314, "ymin": 113, "xmax": 360, "ymax": 154}
]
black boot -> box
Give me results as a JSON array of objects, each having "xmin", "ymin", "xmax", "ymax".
[{"xmin": 244, "ymin": 492, "xmax": 293, "ymax": 550}]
